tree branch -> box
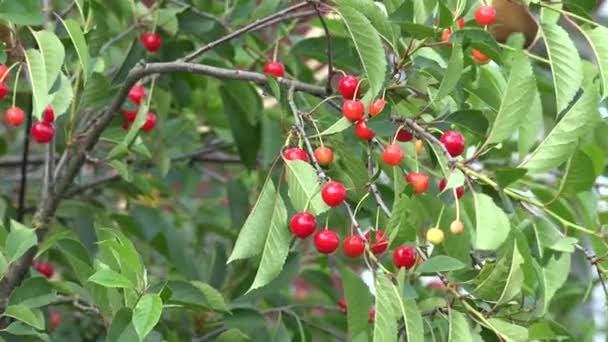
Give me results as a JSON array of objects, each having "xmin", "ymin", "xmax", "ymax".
[
  {"xmin": 16, "ymin": 111, "xmax": 33, "ymax": 222},
  {"xmin": 308, "ymin": 0, "xmax": 333, "ymax": 95}
]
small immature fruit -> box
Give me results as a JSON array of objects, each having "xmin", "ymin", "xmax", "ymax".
[
  {"xmin": 50, "ymin": 312, "xmax": 61, "ymax": 330},
  {"xmin": 472, "ymin": 49, "xmax": 490, "ymax": 64},
  {"xmin": 354, "ymin": 120, "xmax": 376, "ymax": 141},
  {"xmin": 338, "ymin": 75, "xmax": 361, "ymax": 99},
  {"xmin": 0, "ymin": 82, "xmax": 8, "ymax": 100},
  {"xmin": 141, "ymin": 32, "xmax": 162, "ymax": 52},
  {"xmin": 342, "ymin": 235, "xmax": 365, "ymax": 257},
  {"xmin": 458, "ymin": 17, "xmax": 465, "ymax": 29},
  {"xmin": 365, "ymin": 230, "xmax": 388, "ymax": 255},
  {"xmin": 450, "ymin": 220, "xmax": 464, "ymax": 234},
  {"xmin": 442, "ymin": 29, "xmax": 452, "ymax": 47},
  {"xmin": 439, "ymin": 178, "xmax": 465, "ymax": 199},
  {"xmin": 31, "ymin": 122, "xmax": 55, "ymax": 143},
  {"xmin": 342, "ymin": 100, "xmax": 365, "ymax": 122},
  {"xmin": 393, "ymin": 246, "xmax": 416, "ymax": 269},
  {"xmin": 290, "ymin": 212, "xmax": 317, "ymax": 238},
  {"xmin": 36, "ymin": 262, "xmax": 54, "ymax": 278},
  {"xmin": 263, "ymin": 61, "xmax": 285, "ymax": 77},
  {"xmin": 43, "ymin": 105, "xmax": 55, "ymax": 123},
  {"xmin": 142, "ymin": 112, "xmax": 156, "ymax": 132},
  {"xmin": 396, "ymin": 129, "xmax": 413, "ymax": 142},
  {"xmin": 284, "ymin": 147, "xmax": 309, "ymax": 162},
  {"xmin": 475, "ymin": 5, "xmax": 497, "ymax": 26},
  {"xmin": 426, "ymin": 227, "xmax": 445, "ymax": 245},
  {"xmin": 129, "ymin": 85, "xmax": 146, "ymax": 105},
  {"xmin": 4, "ymin": 106, "xmax": 24, "ymax": 126},
  {"xmin": 368, "ymin": 99, "xmax": 386, "ymax": 116},
  {"xmin": 314, "ymin": 146, "xmax": 334, "ymax": 166},
  {"xmin": 314, "ymin": 230, "xmax": 340, "ymax": 254},
  {"xmin": 368, "ymin": 307, "xmax": 375, "ymax": 323},
  {"xmin": 382, "ymin": 144, "xmax": 404, "ymax": 166},
  {"xmin": 321, "ymin": 181, "xmax": 346, "ymax": 207},
  {"xmin": 406, "ymin": 172, "xmax": 429, "ymax": 194},
  {"xmin": 415, "ymin": 139, "xmax": 424, "ymax": 155},
  {"xmin": 440, "ymin": 130, "xmax": 465, "ymax": 157},
  {"xmin": 338, "ymin": 298, "xmax": 347, "ymax": 313},
  {"xmin": 0, "ymin": 64, "xmax": 10, "ymax": 81}
]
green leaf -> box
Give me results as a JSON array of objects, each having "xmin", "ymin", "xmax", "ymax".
[
  {"xmin": 560, "ymin": 150, "xmax": 596, "ymax": 195},
  {"xmin": 317, "ymin": 117, "xmax": 352, "ymax": 137},
  {"xmin": 57, "ymin": 18, "xmax": 90, "ymax": 83},
  {"xmin": 217, "ymin": 328, "xmax": 255, "ymax": 342},
  {"xmin": 494, "ymin": 168, "xmax": 527, "ymax": 188},
  {"xmin": 518, "ymin": 89, "xmax": 543, "ymax": 160},
  {"xmin": 157, "ymin": 8, "xmax": 186, "ymax": 36},
  {"xmin": 88, "ymin": 264, "xmax": 135, "ymax": 289},
  {"xmin": 342, "ymin": 267, "xmax": 372, "ymax": 340},
  {"xmin": 581, "ymin": 25, "xmax": 608, "ymax": 100},
  {"xmin": 336, "ymin": 4, "xmax": 387, "ymax": 98},
  {"xmin": 473, "ymin": 240, "xmax": 524, "ymax": 306},
  {"xmin": 485, "ymin": 51, "xmax": 536, "ymax": 144},
  {"xmin": 444, "ymin": 110, "xmax": 489, "ymax": 137},
  {"xmin": 32, "ymin": 30, "xmax": 65, "ymax": 93},
  {"xmin": 5, "ymin": 220, "xmax": 37, "ymax": 264},
  {"xmin": 8, "ymin": 277, "xmax": 56, "ymax": 308},
  {"xmin": 0, "ymin": 0, "xmax": 43, "ymax": 25},
  {"xmin": 79, "ymin": 72, "xmax": 116, "ymax": 112},
  {"xmin": 4, "ymin": 305, "xmax": 44, "ymax": 330},
  {"xmin": 418, "ymin": 255, "xmax": 466, "ymax": 274},
  {"xmin": 107, "ymin": 308, "xmax": 139, "ymax": 342},
  {"xmin": 0, "ymin": 252, "xmax": 7, "ymax": 278},
  {"xmin": 449, "ymin": 311, "xmax": 474, "ymax": 341},
  {"xmin": 334, "ymin": 0, "xmax": 398, "ymax": 48},
  {"xmin": 190, "ymin": 281, "xmax": 230, "ymax": 312},
  {"xmin": 449, "ymin": 29, "xmax": 502, "ymax": 64},
  {"xmin": 49, "ymin": 73, "xmax": 74, "ymax": 117},
  {"xmin": 520, "ymin": 78, "xmax": 599, "ymax": 172},
  {"xmin": 485, "ymin": 319, "xmax": 528, "ymax": 342},
  {"xmin": 285, "ymin": 160, "xmax": 328, "ymax": 216},
  {"xmin": 537, "ymin": 252, "xmax": 571, "ymax": 314},
  {"xmin": 473, "ymin": 193, "xmax": 510, "ymax": 250},
  {"xmin": 386, "ymin": 193, "xmax": 417, "ymax": 244},
  {"xmin": 24, "ymin": 49, "xmax": 49, "ymax": 120},
  {"xmin": 400, "ymin": 297, "xmax": 424, "ymax": 341},
  {"xmin": 373, "ymin": 273, "xmax": 400, "ymax": 342},
  {"xmin": 533, "ymin": 218, "xmax": 577, "ymax": 255},
  {"xmin": 132, "ymin": 294, "xmax": 162, "ymax": 341},
  {"xmin": 434, "ymin": 44, "xmax": 463, "ymax": 102},
  {"xmin": 541, "ymin": 23, "xmax": 583, "ymax": 115}
]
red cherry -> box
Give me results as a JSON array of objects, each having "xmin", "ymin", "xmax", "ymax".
[
  {"xmin": 338, "ymin": 75, "xmax": 361, "ymax": 99},
  {"xmin": 0, "ymin": 64, "xmax": 10, "ymax": 82},
  {"xmin": 314, "ymin": 146, "xmax": 334, "ymax": 167},
  {"xmin": 263, "ymin": 61, "xmax": 285, "ymax": 77},
  {"xmin": 142, "ymin": 112, "xmax": 156, "ymax": 132},
  {"xmin": 141, "ymin": 32, "xmax": 162, "ymax": 52},
  {"xmin": 442, "ymin": 29, "xmax": 452, "ymax": 47},
  {"xmin": 31, "ymin": 122, "xmax": 55, "ymax": 143},
  {"xmin": 338, "ymin": 298, "xmax": 347, "ymax": 313},
  {"xmin": 475, "ymin": 6, "xmax": 496, "ymax": 26},
  {"xmin": 122, "ymin": 121, "xmax": 131, "ymax": 131},
  {"xmin": 396, "ymin": 129, "xmax": 413, "ymax": 142},
  {"xmin": 321, "ymin": 181, "xmax": 346, "ymax": 207},
  {"xmin": 290, "ymin": 212, "xmax": 317, "ymax": 238},
  {"xmin": 36, "ymin": 262, "xmax": 54, "ymax": 278},
  {"xmin": 472, "ymin": 49, "xmax": 490, "ymax": 64},
  {"xmin": 121, "ymin": 108, "xmax": 138, "ymax": 122},
  {"xmin": 284, "ymin": 147, "xmax": 309, "ymax": 162},
  {"xmin": 393, "ymin": 246, "xmax": 416, "ymax": 269},
  {"xmin": 128, "ymin": 85, "xmax": 146, "ymax": 105},
  {"xmin": 50, "ymin": 312, "xmax": 60, "ymax": 330},
  {"xmin": 368, "ymin": 307, "xmax": 375, "ymax": 323},
  {"xmin": 368, "ymin": 99, "xmax": 386, "ymax": 117},
  {"xmin": 354, "ymin": 120, "xmax": 375, "ymax": 141},
  {"xmin": 0, "ymin": 82, "xmax": 8, "ymax": 100},
  {"xmin": 439, "ymin": 178, "xmax": 465, "ymax": 199},
  {"xmin": 440, "ymin": 130, "xmax": 465, "ymax": 157},
  {"xmin": 382, "ymin": 144, "xmax": 404, "ymax": 166},
  {"xmin": 342, "ymin": 100, "xmax": 365, "ymax": 122},
  {"xmin": 458, "ymin": 17, "xmax": 465, "ymax": 29},
  {"xmin": 342, "ymin": 235, "xmax": 365, "ymax": 257},
  {"xmin": 314, "ymin": 229, "xmax": 340, "ymax": 254},
  {"xmin": 406, "ymin": 172, "xmax": 429, "ymax": 194},
  {"xmin": 221, "ymin": 198, "xmax": 229, "ymax": 207},
  {"xmin": 4, "ymin": 107, "xmax": 24, "ymax": 126},
  {"xmin": 365, "ymin": 230, "xmax": 388, "ymax": 255},
  {"xmin": 43, "ymin": 105, "xmax": 55, "ymax": 123}
]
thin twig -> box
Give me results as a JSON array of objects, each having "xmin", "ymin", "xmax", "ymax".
[
  {"xmin": 399, "ymin": 118, "xmax": 455, "ymax": 165},
  {"xmin": 308, "ymin": 0, "xmax": 333, "ymax": 95},
  {"xmin": 98, "ymin": 23, "xmax": 139, "ymax": 55},
  {"xmin": 366, "ymin": 140, "xmax": 391, "ymax": 217}
]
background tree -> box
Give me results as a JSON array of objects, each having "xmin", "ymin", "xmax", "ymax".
[{"xmin": 0, "ymin": 0, "xmax": 606, "ymax": 341}]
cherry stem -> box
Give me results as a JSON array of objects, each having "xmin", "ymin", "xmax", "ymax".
[
  {"xmin": 435, "ymin": 205, "xmax": 445, "ymax": 230},
  {"xmin": 352, "ymin": 192, "xmax": 370, "ymax": 219},
  {"xmin": 11, "ymin": 64, "xmax": 22, "ymax": 108},
  {"xmin": 272, "ymin": 41, "xmax": 279, "ymax": 62},
  {"xmin": 453, "ymin": 188, "xmax": 461, "ymax": 221},
  {"xmin": 302, "ymin": 183, "xmax": 320, "ymax": 212},
  {"xmin": 351, "ymin": 78, "xmax": 367, "ymax": 101},
  {"xmin": 1, "ymin": 62, "xmax": 20, "ymax": 83}
]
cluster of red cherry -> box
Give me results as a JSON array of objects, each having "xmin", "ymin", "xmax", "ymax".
[
  {"xmin": 442, "ymin": 5, "xmax": 497, "ymax": 64},
  {"xmin": 120, "ymin": 85, "xmax": 157, "ymax": 132}
]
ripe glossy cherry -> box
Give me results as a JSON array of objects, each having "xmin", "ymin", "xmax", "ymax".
[
  {"xmin": 314, "ymin": 229, "xmax": 340, "ymax": 254},
  {"xmin": 365, "ymin": 230, "xmax": 388, "ymax": 255},
  {"xmin": 263, "ymin": 61, "xmax": 285, "ymax": 77},
  {"xmin": 440, "ymin": 130, "xmax": 465, "ymax": 157},
  {"xmin": 472, "ymin": 49, "xmax": 490, "ymax": 64},
  {"xmin": 141, "ymin": 32, "xmax": 162, "ymax": 52},
  {"xmin": 338, "ymin": 298, "xmax": 347, "ymax": 313},
  {"xmin": 43, "ymin": 105, "xmax": 55, "ymax": 123},
  {"xmin": 284, "ymin": 147, "xmax": 309, "ymax": 162},
  {"xmin": 0, "ymin": 64, "xmax": 10, "ymax": 81},
  {"xmin": 342, "ymin": 100, "xmax": 365, "ymax": 122},
  {"xmin": 368, "ymin": 99, "xmax": 386, "ymax": 117},
  {"xmin": 406, "ymin": 172, "xmax": 429, "ymax": 194},
  {"xmin": 342, "ymin": 235, "xmax": 365, "ymax": 257},
  {"xmin": 121, "ymin": 108, "xmax": 138, "ymax": 122},
  {"xmin": 439, "ymin": 178, "xmax": 465, "ymax": 199},
  {"xmin": 354, "ymin": 120, "xmax": 375, "ymax": 140},
  {"xmin": 4, "ymin": 107, "xmax": 24, "ymax": 126},
  {"xmin": 442, "ymin": 29, "xmax": 452, "ymax": 47},
  {"xmin": 314, "ymin": 146, "xmax": 333, "ymax": 167},
  {"xmin": 290, "ymin": 212, "xmax": 317, "ymax": 238},
  {"xmin": 31, "ymin": 121, "xmax": 55, "ymax": 143},
  {"xmin": 475, "ymin": 6, "xmax": 496, "ymax": 26},
  {"xmin": 36, "ymin": 262, "xmax": 54, "ymax": 278},
  {"xmin": 382, "ymin": 144, "xmax": 404, "ymax": 166},
  {"xmin": 393, "ymin": 246, "xmax": 416, "ymax": 269},
  {"xmin": 129, "ymin": 85, "xmax": 146, "ymax": 105},
  {"xmin": 396, "ymin": 129, "xmax": 413, "ymax": 142},
  {"xmin": 458, "ymin": 17, "xmax": 465, "ymax": 29},
  {"xmin": 321, "ymin": 181, "xmax": 346, "ymax": 207},
  {"xmin": 338, "ymin": 75, "xmax": 360, "ymax": 99},
  {"xmin": 0, "ymin": 82, "xmax": 8, "ymax": 100},
  {"xmin": 368, "ymin": 307, "xmax": 375, "ymax": 323},
  {"xmin": 142, "ymin": 112, "xmax": 156, "ymax": 132},
  {"xmin": 50, "ymin": 312, "xmax": 61, "ymax": 330}
]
